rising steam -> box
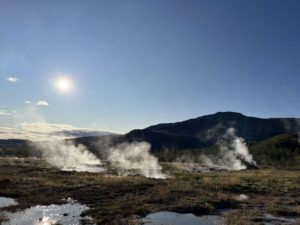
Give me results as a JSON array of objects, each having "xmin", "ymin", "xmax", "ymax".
[
  {"xmin": 33, "ymin": 140, "xmax": 105, "ymax": 172},
  {"xmin": 177, "ymin": 128, "xmax": 257, "ymax": 171},
  {"xmin": 211, "ymin": 127, "xmax": 257, "ymax": 170},
  {"xmin": 106, "ymin": 142, "xmax": 167, "ymax": 179},
  {"xmin": 33, "ymin": 138, "xmax": 167, "ymax": 178}
]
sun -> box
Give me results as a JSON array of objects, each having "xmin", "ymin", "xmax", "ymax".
[{"xmin": 54, "ymin": 76, "xmax": 74, "ymax": 94}]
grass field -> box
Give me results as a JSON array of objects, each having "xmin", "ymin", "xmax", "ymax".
[{"xmin": 0, "ymin": 158, "xmax": 299, "ymax": 225}]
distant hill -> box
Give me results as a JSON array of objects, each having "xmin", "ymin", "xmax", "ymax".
[{"xmin": 125, "ymin": 112, "xmax": 300, "ymax": 151}]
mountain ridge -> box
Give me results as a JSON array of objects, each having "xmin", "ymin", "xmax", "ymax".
[
  {"xmin": 124, "ymin": 112, "xmax": 300, "ymax": 151},
  {"xmin": 0, "ymin": 112, "xmax": 299, "ymax": 154}
]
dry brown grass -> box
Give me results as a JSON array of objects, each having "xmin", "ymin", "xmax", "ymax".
[
  {"xmin": 0, "ymin": 160, "xmax": 299, "ymax": 224},
  {"xmin": 222, "ymin": 209, "xmax": 261, "ymax": 225}
]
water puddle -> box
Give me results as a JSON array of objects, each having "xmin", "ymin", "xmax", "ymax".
[
  {"xmin": 0, "ymin": 197, "xmax": 18, "ymax": 208},
  {"xmin": 1, "ymin": 197, "xmax": 93, "ymax": 225},
  {"xmin": 264, "ymin": 213, "xmax": 300, "ymax": 225},
  {"xmin": 142, "ymin": 211, "xmax": 223, "ymax": 225}
]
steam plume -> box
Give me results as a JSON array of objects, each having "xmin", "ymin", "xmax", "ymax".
[
  {"xmin": 177, "ymin": 128, "xmax": 256, "ymax": 171},
  {"xmin": 106, "ymin": 142, "xmax": 167, "ymax": 179},
  {"xmin": 33, "ymin": 140, "xmax": 105, "ymax": 172},
  {"xmin": 213, "ymin": 127, "xmax": 257, "ymax": 170}
]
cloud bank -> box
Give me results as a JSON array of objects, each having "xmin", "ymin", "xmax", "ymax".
[{"xmin": 0, "ymin": 122, "xmax": 113, "ymax": 141}]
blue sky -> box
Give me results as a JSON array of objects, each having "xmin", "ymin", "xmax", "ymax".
[{"xmin": 0, "ymin": 0, "xmax": 299, "ymax": 135}]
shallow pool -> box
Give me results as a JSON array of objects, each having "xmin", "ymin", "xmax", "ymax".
[
  {"xmin": 142, "ymin": 211, "xmax": 223, "ymax": 225},
  {"xmin": 264, "ymin": 213, "xmax": 300, "ymax": 225},
  {"xmin": 2, "ymin": 197, "xmax": 93, "ymax": 225},
  {"xmin": 0, "ymin": 197, "xmax": 17, "ymax": 208}
]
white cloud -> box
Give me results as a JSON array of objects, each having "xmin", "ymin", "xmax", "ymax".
[
  {"xmin": 24, "ymin": 101, "xmax": 32, "ymax": 104},
  {"xmin": 36, "ymin": 100, "xmax": 49, "ymax": 106},
  {"xmin": 0, "ymin": 110, "xmax": 11, "ymax": 116},
  {"xmin": 7, "ymin": 77, "xmax": 19, "ymax": 82},
  {"xmin": 0, "ymin": 122, "xmax": 113, "ymax": 141},
  {"xmin": 0, "ymin": 109, "xmax": 18, "ymax": 116}
]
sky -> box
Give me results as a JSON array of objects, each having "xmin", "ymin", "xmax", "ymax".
[{"xmin": 0, "ymin": 0, "xmax": 299, "ymax": 138}]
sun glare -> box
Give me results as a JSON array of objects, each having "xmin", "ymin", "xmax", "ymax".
[{"xmin": 55, "ymin": 76, "xmax": 74, "ymax": 94}]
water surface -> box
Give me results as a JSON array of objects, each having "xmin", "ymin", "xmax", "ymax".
[
  {"xmin": 0, "ymin": 197, "xmax": 17, "ymax": 208},
  {"xmin": 142, "ymin": 211, "xmax": 223, "ymax": 225},
  {"xmin": 264, "ymin": 213, "xmax": 300, "ymax": 225},
  {"xmin": 2, "ymin": 198, "xmax": 92, "ymax": 225}
]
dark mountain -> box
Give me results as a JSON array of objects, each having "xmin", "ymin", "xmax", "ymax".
[{"xmin": 124, "ymin": 112, "xmax": 300, "ymax": 151}]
